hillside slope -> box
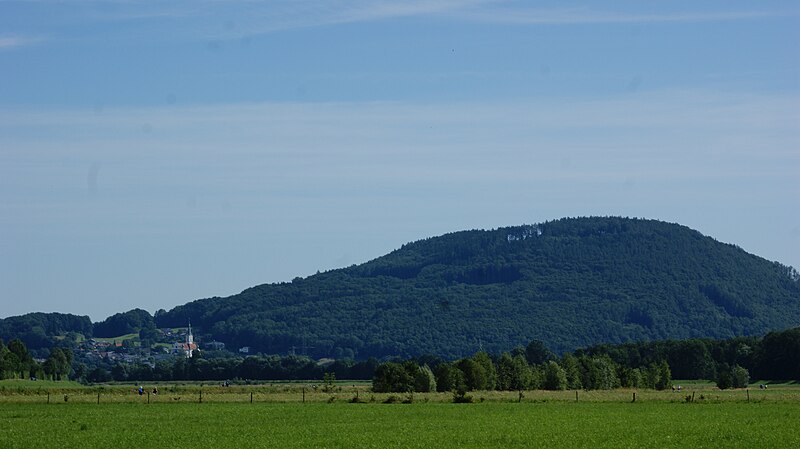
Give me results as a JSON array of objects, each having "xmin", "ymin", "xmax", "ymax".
[
  {"xmin": 151, "ymin": 217, "xmax": 800, "ymax": 358},
  {"xmin": 0, "ymin": 313, "xmax": 93, "ymax": 349}
]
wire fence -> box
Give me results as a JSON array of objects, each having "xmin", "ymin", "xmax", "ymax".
[{"xmin": 1, "ymin": 384, "xmax": 797, "ymax": 405}]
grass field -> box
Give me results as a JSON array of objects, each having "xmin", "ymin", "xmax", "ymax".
[
  {"xmin": 1, "ymin": 381, "xmax": 798, "ymax": 448},
  {"xmin": 90, "ymin": 333, "xmax": 139, "ymax": 343},
  {"xmin": 1, "ymin": 401, "xmax": 798, "ymax": 448}
]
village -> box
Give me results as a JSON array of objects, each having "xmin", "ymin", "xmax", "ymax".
[{"xmin": 71, "ymin": 324, "xmax": 232, "ymax": 368}]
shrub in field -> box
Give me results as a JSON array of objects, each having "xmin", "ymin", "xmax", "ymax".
[
  {"xmin": 452, "ymin": 389, "xmax": 473, "ymax": 403},
  {"xmin": 414, "ymin": 365, "xmax": 437, "ymax": 393},
  {"xmin": 579, "ymin": 356, "xmax": 621, "ymax": 390},
  {"xmin": 542, "ymin": 361, "xmax": 567, "ymax": 390},
  {"xmin": 716, "ymin": 371, "xmax": 731, "ymax": 390},
  {"xmin": 561, "ymin": 353, "xmax": 583, "ymax": 390},
  {"xmin": 322, "ymin": 372, "xmax": 336, "ymax": 392},
  {"xmin": 497, "ymin": 353, "xmax": 533, "ymax": 391},
  {"xmin": 383, "ymin": 395, "xmax": 401, "ymax": 404},
  {"xmin": 643, "ymin": 361, "xmax": 672, "ymax": 390},
  {"xmin": 372, "ymin": 362, "xmax": 414, "ymax": 393},
  {"xmin": 456, "ymin": 359, "xmax": 487, "ymax": 391},
  {"xmin": 718, "ymin": 364, "xmax": 749, "ymax": 389},
  {"xmin": 433, "ymin": 363, "xmax": 466, "ymax": 393},
  {"xmin": 619, "ymin": 367, "xmax": 642, "ymax": 388},
  {"xmin": 472, "ymin": 352, "xmax": 497, "ymax": 391},
  {"xmin": 654, "ymin": 361, "xmax": 672, "ymax": 391},
  {"xmin": 731, "ymin": 365, "xmax": 749, "ymax": 388},
  {"xmin": 433, "ymin": 363, "xmax": 455, "ymax": 392}
]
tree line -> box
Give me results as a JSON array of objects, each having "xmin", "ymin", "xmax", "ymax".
[
  {"xmin": 372, "ymin": 327, "xmax": 800, "ymax": 393},
  {"xmin": 0, "ymin": 338, "xmax": 73, "ymax": 381},
  {"xmin": 372, "ymin": 344, "xmax": 672, "ymax": 394},
  {"xmin": 2, "ymin": 327, "xmax": 797, "ymax": 389}
]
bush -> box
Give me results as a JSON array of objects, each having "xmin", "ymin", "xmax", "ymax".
[
  {"xmin": 383, "ymin": 395, "xmax": 401, "ymax": 404},
  {"xmin": 716, "ymin": 369, "xmax": 733, "ymax": 390},
  {"xmin": 452, "ymin": 390, "xmax": 473, "ymax": 403},
  {"xmin": 414, "ymin": 365, "xmax": 437, "ymax": 393},
  {"xmin": 731, "ymin": 365, "xmax": 750, "ymax": 389},
  {"xmin": 372, "ymin": 362, "xmax": 414, "ymax": 393},
  {"xmin": 542, "ymin": 361, "xmax": 567, "ymax": 390}
]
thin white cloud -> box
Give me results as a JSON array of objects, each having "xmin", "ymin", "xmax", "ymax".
[
  {"xmin": 2, "ymin": 89, "xmax": 797, "ymax": 174},
  {"xmin": 0, "ymin": 35, "xmax": 44, "ymax": 49},
  {"xmin": 453, "ymin": 8, "xmax": 784, "ymax": 25},
  {"xmin": 208, "ymin": 2, "xmax": 794, "ymax": 37},
  {"xmin": 11, "ymin": 1, "xmax": 788, "ymax": 42}
]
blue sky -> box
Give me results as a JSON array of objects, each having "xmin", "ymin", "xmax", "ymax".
[{"xmin": 1, "ymin": 1, "xmax": 798, "ymax": 321}]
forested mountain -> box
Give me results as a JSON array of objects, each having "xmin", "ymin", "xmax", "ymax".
[
  {"xmin": 93, "ymin": 309, "xmax": 156, "ymax": 338},
  {"xmin": 0, "ymin": 313, "xmax": 93, "ymax": 350},
  {"xmin": 153, "ymin": 217, "xmax": 800, "ymax": 359}
]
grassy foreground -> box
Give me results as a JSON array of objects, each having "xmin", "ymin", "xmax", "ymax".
[{"xmin": 1, "ymin": 401, "xmax": 798, "ymax": 449}]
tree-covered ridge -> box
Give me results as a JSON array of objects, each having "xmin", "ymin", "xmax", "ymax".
[
  {"xmin": 153, "ymin": 217, "xmax": 800, "ymax": 359},
  {"xmin": 0, "ymin": 313, "xmax": 92, "ymax": 350},
  {"xmin": 93, "ymin": 309, "xmax": 156, "ymax": 338}
]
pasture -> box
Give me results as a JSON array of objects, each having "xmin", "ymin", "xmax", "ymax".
[{"xmin": 1, "ymin": 381, "xmax": 798, "ymax": 448}]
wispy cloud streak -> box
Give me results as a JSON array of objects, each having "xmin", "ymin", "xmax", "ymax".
[
  {"xmin": 453, "ymin": 8, "xmax": 784, "ymax": 25},
  {"xmin": 0, "ymin": 35, "xmax": 44, "ymax": 49},
  {"xmin": 8, "ymin": 1, "xmax": 790, "ymax": 42}
]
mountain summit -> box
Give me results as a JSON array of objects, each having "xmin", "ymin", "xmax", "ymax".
[{"xmin": 155, "ymin": 217, "xmax": 800, "ymax": 358}]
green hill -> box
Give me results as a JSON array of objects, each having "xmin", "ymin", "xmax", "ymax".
[
  {"xmin": 0, "ymin": 313, "xmax": 92, "ymax": 350},
  {"xmin": 154, "ymin": 217, "xmax": 800, "ymax": 358}
]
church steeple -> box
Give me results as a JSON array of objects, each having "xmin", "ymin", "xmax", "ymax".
[{"xmin": 185, "ymin": 319, "xmax": 195, "ymax": 358}]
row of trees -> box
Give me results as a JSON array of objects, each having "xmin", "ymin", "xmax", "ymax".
[
  {"xmin": 79, "ymin": 354, "xmax": 380, "ymax": 384},
  {"xmin": 373, "ymin": 344, "xmax": 673, "ymax": 394},
  {"xmin": 370, "ymin": 328, "xmax": 800, "ymax": 393},
  {"xmin": 4, "ymin": 328, "xmax": 797, "ymax": 389},
  {"xmin": 0, "ymin": 338, "xmax": 73, "ymax": 381},
  {"xmin": 578, "ymin": 328, "xmax": 800, "ymax": 384}
]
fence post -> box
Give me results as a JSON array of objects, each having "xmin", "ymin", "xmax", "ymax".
[
  {"xmin": 632, "ymin": 392, "xmax": 636, "ymax": 403},
  {"xmin": 575, "ymin": 391, "xmax": 578, "ymax": 402},
  {"xmin": 250, "ymin": 392, "xmax": 253, "ymax": 403},
  {"xmin": 148, "ymin": 392, "xmax": 150, "ymax": 404},
  {"xmin": 97, "ymin": 391, "xmax": 100, "ymax": 404},
  {"xmin": 302, "ymin": 387, "xmax": 305, "ymax": 403},
  {"xmin": 199, "ymin": 389, "xmax": 202, "ymax": 404},
  {"xmin": 746, "ymin": 389, "xmax": 750, "ymax": 402}
]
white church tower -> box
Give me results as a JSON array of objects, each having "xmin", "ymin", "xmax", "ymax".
[{"xmin": 185, "ymin": 320, "xmax": 196, "ymax": 358}]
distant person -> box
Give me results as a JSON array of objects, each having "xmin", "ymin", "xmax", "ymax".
[{"xmin": 138, "ymin": 386, "xmax": 144, "ymax": 396}]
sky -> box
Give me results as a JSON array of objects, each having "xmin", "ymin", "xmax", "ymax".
[{"xmin": 1, "ymin": 0, "xmax": 798, "ymax": 321}]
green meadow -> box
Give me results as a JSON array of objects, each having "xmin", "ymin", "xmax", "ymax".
[
  {"xmin": 1, "ymin": 401, "xmax": 798, "ymax": 449},
  {"xmin": 1, "ymin": 381, "xmax": 798, "ymax": 448}
]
